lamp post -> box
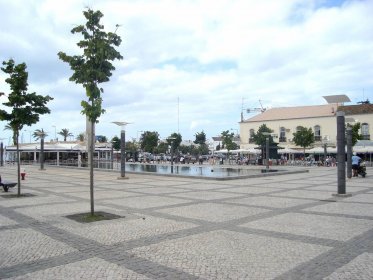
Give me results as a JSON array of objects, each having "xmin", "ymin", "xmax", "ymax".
[
  {"xmin": 167, "ymin": 137, "xmax": 176, "ymax": 174},
  {"xmin": 112, "ymin": 122, "xmax": 130, "ymax": 179},
  {"xmin": 35, "ymin": 130, "xmax": 46, "ymax": 170},
  {"xmin": 0, "ymin": 138, "xmax": 5, "ymax": 167},
  {"xmin": 262, "ymin": 132, "xmax": 270, "ymax": 172}
]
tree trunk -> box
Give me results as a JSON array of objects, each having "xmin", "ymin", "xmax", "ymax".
[
  {"xmin": 16, "ymin": 130, "xmax": 21, "ymax": 196},
  {"xmin": 87, "ymin": 118, "xmax": 95, "ymax": 215}
]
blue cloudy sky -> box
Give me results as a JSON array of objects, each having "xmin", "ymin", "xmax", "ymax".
[{"xmin": 1, "ymin": 0, "xmax": 372, "ymax": 145}]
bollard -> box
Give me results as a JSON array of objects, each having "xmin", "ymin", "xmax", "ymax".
[{"xmin": 20, "ymin": 171, "xmax": 26, "ymax": 180}]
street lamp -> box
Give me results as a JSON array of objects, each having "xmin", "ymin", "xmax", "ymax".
[
  {"xmin": 112, "ymin": 122, "xmax": 131, "ymax": 179},
  {"xmin": 35, "ymin": 130, "xmax": 46, "ymax": 170},
  {"xmin": 167, "ymin": 137, "xmax": 176, "ymax": 174},
  {"xmin": 0, "ymin": 138, "xmax": 5, "ymax": 167}
]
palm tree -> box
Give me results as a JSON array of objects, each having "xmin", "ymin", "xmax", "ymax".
[
  {"xmin": 33, "ymin": 129, "xmax": 48, "ymax": 140},
  {"xmin": 58, "ymin": 128, "xmax": 73, "ymax": 141},
  {"xmin": 76, "ymin": 132, "xmax": 85, "ymax": 142},
  {"xmin": 4, "ymin": 124, "xmax": 17, "ymax": 145}
]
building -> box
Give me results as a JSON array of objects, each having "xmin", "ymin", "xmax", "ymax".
[{"xmin": 239, "ymin": 102, "xmax": 373, "ymax": 151}]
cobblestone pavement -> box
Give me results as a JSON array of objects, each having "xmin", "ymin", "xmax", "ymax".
[{"xmin": 1, "ymin": 164, "xmax": 372, "ymax": 279}]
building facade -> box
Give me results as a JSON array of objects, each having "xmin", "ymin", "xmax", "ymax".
[{"xmin": 239, "ymin": 103, "xmax": 373, "ymax": 150}]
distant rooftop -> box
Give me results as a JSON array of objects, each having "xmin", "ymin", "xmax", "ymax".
[{"xmin": 243, "ymin": 104, "xmax": 337, "ymax": 122}]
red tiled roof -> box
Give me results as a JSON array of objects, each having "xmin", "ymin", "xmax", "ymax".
[{"xmin": 243, "ymin": 104, "xmax": 337, "ymax": 122}]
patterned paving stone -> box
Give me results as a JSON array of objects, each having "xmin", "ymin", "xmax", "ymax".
[
  {"xmin": 0, "ymin": 214, "xmax": 18, "ymax": 227},
  {"xmin": 217, "ymin": 186, "xmax": 280, "ymax": 194},
  {"xmin": 324, "ymin": 252, "xmax": 373, "ymax": 280},
  {"xmin": 307, "ymin": 185, "xmax": 369, "ymax": 193},
  {"xmin": 342, "ymin": 194, "xmax": 373, "ymax": 203},
  {"xmin": 156, "ymin": 202, "xmax": 269, "ymax": 222},
  {"xmin": 4, "ymin": 257, "xmax": 151, "ymax": 280},
  {"xmin": 304, "ymin": 202, "xmax": 373, "ymax": 217},
  {"xmin": 168, "ymin": 190, "xmax": 242, "ymax": 200},
  {"xmin": 129, "ymin": 230, "xmax": 331, "ymax": 280},
  {"xmin": 15, "ymin": 203, "xmax": 115, "ymax": 222},
  {"xmin": 56, "ymin": 214, "xmax": 197, "ymax": 245},
  {"xmin": 0, "ymin": 228, "xmax": 77, "ymax": 268},
  {"xmin": 106, "ymin": 196, "xmax": 192, "ymax": 209},
  {"xmin": 0, "ymin": 195, "xmax": 74, "ymax": 207},
  {"xmin": 241, "ymin": 213, "xmax": 373, "ymax": 241},
  {"xmin": 226, "ymin": 196, "xmax": 311, "ymax": 208},
  {"xmin": 274, "ymin": 189, "xmax": 335, "ymax": 200},
  {"xmin": 64, "ymin": 190, "xmax": 138, "ymax": 200}
]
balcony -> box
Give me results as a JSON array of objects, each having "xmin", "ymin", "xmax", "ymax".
[
  {"xmin": 279, "ymin": 137, "xmax": 287, "ymax": 142},
  {"xmin": 249, "ymin": 137, "xmax": 255, "ymax": 143},
  {"xmin": 362, "ymin": 134, "xmax": 371, "ymax": 140}
]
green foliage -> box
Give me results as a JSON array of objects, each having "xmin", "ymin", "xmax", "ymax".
[
  {"xmin": 58, "ymin": 8, "xmax": 123, "ymax": 123},
  {"xmin": 221, "ymin": 130, "xmax": 236, "ymax": 151},
  {"xmin": 154, "ymin": 142, "xmax": 169, "ymax": 154},
  {"xmin": 346, "ymin": 122, "xmax": 362, "ymax": 146},
  {"xmin": 252, "ymin": 124, "xmax": 274, "ymax": 147},
  {"xmin": 76, "ymin": 132, "xmax": 85, "ymax": 142},
  {"xmin": 0, "ymin": 59, "xmax": 53, "ymax": 136},
  {"xmin": 140, "ymin": 131, "xmax": 160, "ymax": 153},
  {"xmin": 198, "ymin": 143, "xmax": 210, "ymax": 155},
  {"xmin": 125, "ymin": 140, "xmax": 137, "ymax": 153},
  {"xmin": 33, "ymin": 129, "xmax": 48, "ymax": 140},
  {"xmin": 292, "ymin": 126, "xmax": 314, "ymax": 153},
  {"xmin": 111, "ymin": 136, "xmax": 120, "ymax": 150},
  {"xmin": 194, "ymin": 131, "xmax": 206, "ymax": 145},
  {"xmin": 166, "ymin": 132, "xmax": 182, "ymax": 151},
  {"xmin": 58, "ymin": 128, "xmax": 73, "ymax": 141}
]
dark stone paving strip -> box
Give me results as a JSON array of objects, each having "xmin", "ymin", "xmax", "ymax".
[
  {"xmin": 100, "ymin": 252, "xmax": 202, "ymax": 280},
  {"xmin": 274, "ymin": 228, "xmax": 373, "ymax": 280},
  {"xmin": 0, "ymin": 251, "xmax": 89, "ymax": 279}
]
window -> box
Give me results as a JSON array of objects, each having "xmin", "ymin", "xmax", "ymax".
[
  {"xmin": 249, "ymin": 129, "xmax": 255, "ymax": 143},
  {"xmin": 279, "ymin": 127, "xmax": 286, "ymax": 142},
  {"xmin": 296, "ymin": 126, "xmax": 302, "ymax": 133},
  {"xmin": 314, "ymin": 125, "xmax": 321, "ymax": 141},
  {"xmin": 361, "ymin": 123, "xmax": 370, "ymax": 140}
]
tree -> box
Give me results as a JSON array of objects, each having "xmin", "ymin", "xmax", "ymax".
[
  {"xmin": 76, "ymin": 132, "xmax": 85, "ymax": 142},
  {"xmin": 58, "ymin": 128, "xmax": 73, "ymax": 141},
  {"xmin": 58, "ymin": 9, "xmax": 122, "ymax": 215},
  {"xmin": 194, "ymin": 131, "xmax": 206, "ymax": 145},
  {"xmin": 347, "ymin": 122, "xmax": 362, "ymax": 146},
  {"xmin": 221, "ymin": 130, "xmax": 237, "ymax": 151},
  {"xmin": 33, "ymin": 129, "xmax": 48, "ymax": 140},
  {"xmin": 166, "ymin": 132, "xmax": 182, "ymax": 152},
  {"xmin": 252, "ymin": 124, "xmax": 275, "ymax": 147},
  {"xmin": 154, "ymin": 141, "xmax": 169, "ymax": 154},
  {"xmin": 293, "ymin": 126, "xmax": 314, "ymax": 156},
  {"xmin": 140, "ymin": 131, "xmax": 160, "ymax": 153},
  {"xmin": 111, "ymin": 136, "xmax": 120, "ymax": 151},
  {"xmin": 0, "ymin": 59, "xmax": 53, "ymax": 196},
  {"xmin": 4, "ymin": 124, "xmax": 17, "ymax": 145}
]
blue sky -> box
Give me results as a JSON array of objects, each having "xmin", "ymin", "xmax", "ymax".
[{"xmin": 0, "ymin": 0, "xmax": 372, "ymax": 145}]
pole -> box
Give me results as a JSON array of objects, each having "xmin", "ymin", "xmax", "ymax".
[
  {"xmin": 171, "ymin": 141, "xmax": 174, "ymax": 174},
  {"xmin": 266, "ymin": 136, "xmax": 269, "ymax": 172},
  {"xmin": 40, "ymin": 136, "xmax": 45, "ymax": 170},
  {"xmin": 336, "ymin": 111, "xmax": 346, "ymax": 194},
  {"xmin": 346, "ymin": 127, "xmax": 352, "ymax": 179},
  {"xmin": 0, "ymin": 142, "xmax": 3, "ymax": 167},
  {"xmin": 120, "ymin": 128, "xmax": 126, "ymax": 178}
]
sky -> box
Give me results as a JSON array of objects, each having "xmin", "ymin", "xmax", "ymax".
[{"xmin": 1, "ymin": 0, "xmax": 372, "ymax": 145}]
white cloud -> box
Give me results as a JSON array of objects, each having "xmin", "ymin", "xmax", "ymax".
[{"xmin": 1, "ymin": 0, "xmax": 372, "ymax": 143}]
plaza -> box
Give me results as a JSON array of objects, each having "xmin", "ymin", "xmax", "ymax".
[{"xmin": 0, "ymin": 164, "xmax": 373, "ymax": 279}]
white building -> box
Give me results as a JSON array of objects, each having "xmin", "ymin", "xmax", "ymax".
[{"xmin": 239, "ymin": 103, "xmax": 373, "ymax": 151}]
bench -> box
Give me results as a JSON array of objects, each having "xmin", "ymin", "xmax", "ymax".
[{"xmin": 1, "ymin": 181, "xmax": 17, "ymax": 192}]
